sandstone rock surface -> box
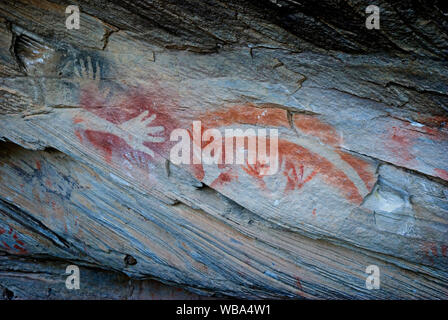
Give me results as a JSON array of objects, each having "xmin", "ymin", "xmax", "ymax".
[{"xmin": 0, "ymin": 0, "xmax": 447, "ymax": 299}]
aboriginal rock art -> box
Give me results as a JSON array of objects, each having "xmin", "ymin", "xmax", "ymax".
[
  {"xmin": 66, "ymin": 55, "xmax": 376, "ymax": 207},
  {"xmin": 70, "ymin": 60, "xmax": 376, "ymax": 206},
  {"xmin": 67, "ymin": 56, "xmax": 376, "ymax": 206},
  {"xmin": 70, "ymin": 57, "xmax": 175, "ymax": 164},
  {"xmin": 421, "ymin": 241, "xmax": 448, "ymax": 269},
  {"xmin": 384, "ymin": 120, "xmax": 448, "ymax": 179},
  {"xmin": 0, "ymin": 226, "xmax": 27, "ymax": 254},
  {"xmin": 282, "ymin": 162, "xmax": 318, "ymax": 192},
  {"xmin": 242, "ymin": 160, "xmax": 271, "ymax": 190},
  {"xmin": 195, "ymin": 105, "xmax": 377, "ymax": 205}
]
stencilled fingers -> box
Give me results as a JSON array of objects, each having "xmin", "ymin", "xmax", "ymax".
[{"xmin": 75, "ymin": 56, "xmax": 101, "ymax": 81}]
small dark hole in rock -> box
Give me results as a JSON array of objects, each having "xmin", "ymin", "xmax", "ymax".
[
  {"xmin": 124, "ymin": 254, "xmax": 137, "ymax": 266},
  {"xmin": 3, "ymin": 288, "xmax": 14, "ymax": 300}
]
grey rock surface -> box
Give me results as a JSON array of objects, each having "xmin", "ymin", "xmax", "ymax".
[{"xmin": 0, "ymin": 0, "xmax": 447, "ymax": 299}]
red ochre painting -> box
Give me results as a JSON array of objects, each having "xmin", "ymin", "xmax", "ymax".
[
  {"xmin": 0, "ymin": 226, "xmax": 27, "ymax": 255},
  {"xmin": 73, "ymin": 81, "xmax": 377, "ymax": 206}
]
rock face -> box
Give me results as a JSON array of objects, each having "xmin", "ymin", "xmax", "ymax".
[{"xmin": 0, "ymin": 0, "xmax": 447, "ymax": 299}]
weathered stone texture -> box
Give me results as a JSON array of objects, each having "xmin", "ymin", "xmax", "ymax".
[{"xmin": 0, "ymin": 0, "xmax": 447, "ymax": 299}]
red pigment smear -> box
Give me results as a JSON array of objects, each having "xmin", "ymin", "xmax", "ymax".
[
  {"xmin": 0, "ymin": 227, "xmax": 28, "ymax": 254},
  {"xmin": 416, "ymin": 115, "xmax": 448, "ymax": 130},
  {"xmin": 191, "ymin": 105, "xmax": 284, "ymax": 182},
  {"xmin": 191, "ymin": 137, "xmax": 363, "ymax": 203},
  {"xmin": 385, "ymin": 120, "xmax": 448, "ymax": 169},
  {"xmin": 191, "ymin": 163, "xmax": 205, "ymax": 181},
  {"xmin": 421, "ymin": 126, "xmax": 448, "ymax": 139},
  {"xmin": 78, "ymin": 130, "xmax": 154, "ymax": 173},
  {"xmin": 75, "ymin": 129, "xmax": 155, "ymax": 188},
  {"xmin": 293, "ymin": 114, "xmax": 341, "ymax": 147},
  {"xmin": 35, "ymin": 160, "xmax": 41, "ymax": 170},
  {"xmin": 75, "ymin": 130, "xmax": 83, "ymax": 143},
  {"xmin": 278, "ymin": 139, "xmax": 363, "ymax": 204},
  {"xmin": 185, "ymin": 127, "xmax": 207, "ymax": 181},
  {"xmin": 78, "ymin": 83, "xmax": 183, "ymax": 163},
  {"xmin": 336, "ymin": 150, "xmax": 376, "ymax": 190},
  {"xmin": 295, "ymin": 277, "xmax": 305, "ymax": 297},
  {"xmin": 199, "ymin": 104, "xmax": 290, "ymax": 128},
  {"xmin": 431, "ymin": 245, "xmax": 438, "ymax": 256},
  {"xmin": 386, "ymin": 126, "xmax": 418, "ymax": 165},
  {"xmin": 127, "ymin": 99, "xmax": 369, "ymax": 206},
  {"xmin": 312, "ymin": 208, "xmax": 316, "ymax": 216},
  {"xmin": 423, "ymin": 249, "xmax": 434, "ymax": 264},
  {"xmin": 210, "ymin": 169, "xmax": 238, "ymax": 189},
  {"xmin": 13, "ymin": 244, "xmax": 27, "ymax": 254},
  {"xmin": 442, "ymin": 245, "xmax": 447, "ymax": 257},
  {"xmin": 421, "ymin": 242, "xmax": 446, "ymax": 265},
  {"xmin": 73, "ymin": 116, "xmax": 84, "ymax": 124},
  {"xmin": 412, "ymin": 121, "xmax": 448, "ymax": 141},
  {"xmin": 283, "ymin": 162, "xmax": 318, "ymax": 192},
  {"xmin": 81, "ymin": 84, "xmax": 180, "ymax": 132},
  {"xmin": 296, "ymin": 277, "xmax": 303, "ymax": 290},
  {"xmin": 189, "ymin": 108, "xmax": 277, "ymax": 186},
  {"xmin": 186, "ymin": 124, "xmax": 245, "ymax": 182},
  {"xmin": 434, "ymin": 168, "xmax": 448, "ymax": 181},
  {"xmin": 241, "ymin": 160, "xmax": 268, "ymax": 189},
  {"xmin": 195, "ymin": 106, "xmax": 365, "ymax": 204},
  {"xmin": 188, "ymin": 130, "xmax": 268, "ymax": 189}
]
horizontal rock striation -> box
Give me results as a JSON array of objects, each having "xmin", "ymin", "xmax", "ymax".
[{"xmin": 0, "ymin": 0, "xmax": 447, "ymax": 299}]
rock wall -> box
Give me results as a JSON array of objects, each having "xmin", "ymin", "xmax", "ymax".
[{"xmin": 0, "ymin": 0, "xmax": 447, "ymax": 299}]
